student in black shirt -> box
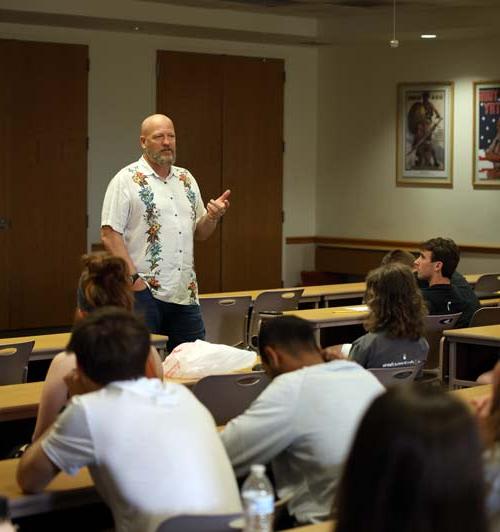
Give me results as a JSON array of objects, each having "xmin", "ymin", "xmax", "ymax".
[{"xmin": 414, "ymin": 237, "xmax": 479, "ymax": 327}]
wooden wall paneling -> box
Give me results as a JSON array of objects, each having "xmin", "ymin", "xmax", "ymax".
[
  {"xmin": 315, "ymin": 246, "xmax": 386, "ymax": 276},
  {"xmin": 221, "ymin": 55, "xmax": 284, "ymax": 291},
  {"xmin": 1, "ymin": 40, "xmax": 88, "ymax": 330},
  {"xmin": 156, "ymin": 51, "xmax": 224, "ymax": 293},
  {"xmin": 0, "ymin": 40, "xmax": 16, "ymax": 329}
]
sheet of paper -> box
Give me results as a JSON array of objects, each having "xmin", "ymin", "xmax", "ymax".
[{"xmin": 344, "ymin": 305, "xmax": 369, "ymax": 311}]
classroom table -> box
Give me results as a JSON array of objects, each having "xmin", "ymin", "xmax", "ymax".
[
  {"xmin": 0, "ymin": 459, "xmax": 99, "ymax": 519},
  {"xmin": 0, "ymin": 333, "xmax": 168, "ymax": 362},
  {"xmin": 288, "ymin": 522, "xmax": 334, "ymax": 532},
  {"xmin": 0, "ymin": 382, "xmax": 43, "ymax": 422},
  {"xmin": 0, "ymin": 362, "xmax": 263, "ymax": 422},
  {"xmin": 451, "ymin": 383, "xmax": 492, "ymax": 403},
  {"xmin": 445, "ymin": 324, "xmax": 500, "ymax": 389},
  {"xmin": 200, "ymin": 273, "xmax": 480, "ymax": 308},
  {"xmin": 283, "ymin": 306, "xmax": 368, "ymax": 343}
]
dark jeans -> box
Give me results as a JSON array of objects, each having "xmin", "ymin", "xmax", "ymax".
[{"xmin": 134, "ymin": 288, "xmax": 205, "ymax": 352}]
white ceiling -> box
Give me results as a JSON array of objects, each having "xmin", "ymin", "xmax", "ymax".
[{"xmin": 1, "ymin": 0, "xmax": 499, "ymax": 46}]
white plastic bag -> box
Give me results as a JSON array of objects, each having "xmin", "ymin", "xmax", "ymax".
[{"xmin": 163, "ymin": 340, "xmax": 257, "ymax": 379}]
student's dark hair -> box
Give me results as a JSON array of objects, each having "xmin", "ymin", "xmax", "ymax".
[
  {"xmin": 67, "ymin": 307, "xmax": 150, "ymax": 385},
  {"xmin": 334, "ymin": 385, "xmax": 488, "ymax": 532},
  {"xmin": 258, "ymin": 316, "xmax": 318, "ymax": 362},
  {"xmin": 421, "ymin": 237, "xmax": 460, "ymax": 279},
  {"xmin": 380, "ymin": 249, "xmax": 416, "ymax": 269},
  {"xmin": 364, "ymin": 263, "xmax": 426, "ymax": 339},
  {"xmin": 77, "ymin": 252, "xmax": 133, "ymax": 313}
]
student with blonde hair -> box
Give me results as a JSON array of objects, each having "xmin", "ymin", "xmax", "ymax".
[{"xmin": 32, "ymin": 252, "xmax": 162, "ymax": 441}]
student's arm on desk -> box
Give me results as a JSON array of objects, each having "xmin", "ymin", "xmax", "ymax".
[
  {"xmin": 17, "ymin": 427, "xmax": 60, "ymax": 493},
  {"xmin": 220, "ymin": 376, "xmax": 297, "ymax": 478},
  {"xmin": 18, "ymin": 399, "xmax": 95, "ymax": 493}
]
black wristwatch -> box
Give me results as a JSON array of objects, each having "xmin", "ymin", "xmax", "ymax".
[{"xmin": 130, "ymin": 273, "xmax": 140, "ymax": 285}]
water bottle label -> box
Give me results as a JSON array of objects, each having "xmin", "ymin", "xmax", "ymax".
[{"xmin": 246, "ymin": 494, "xmax": 274, "ymax": 515}]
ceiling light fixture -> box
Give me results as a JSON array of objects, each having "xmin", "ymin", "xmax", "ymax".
[
  {"xmin": 421, "ymin": 34, "xmax": 437, "ymax": 39},
  {"xmin": 389, "ymin": 0, "xmax": 399, "ymax": 48}
]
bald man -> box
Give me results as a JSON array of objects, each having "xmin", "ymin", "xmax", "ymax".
[{"xmin": 101, "ymin": 114, "xmax": 230, "ymax": 351}]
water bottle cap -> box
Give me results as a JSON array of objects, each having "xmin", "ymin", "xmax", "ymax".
[{"xmin": 250, "ymin": 464, "xmax": 265, "ymax": 475}]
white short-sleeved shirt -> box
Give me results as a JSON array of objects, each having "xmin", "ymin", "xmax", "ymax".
[
  {"xmin": 42, "ymin": 378, "xmax": 241, "ymax": 532},
  {"xmin": 221, "ymin": 360, "xmax": 384, "ymax": 524},
  {"xmin": 101, "ymin": 157, "xmax": 206, "ymax": 305}
]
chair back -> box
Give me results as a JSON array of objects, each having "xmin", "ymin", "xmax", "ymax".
[
  {"xmin": 0, "ymin": 341, "xmax": 35, "ymax": 385},
  {"xmin": 369, "ymin": 362, "xmax": 424, "ymax": 386},
  {"xmin": 248, "ymin": 289, "xmax": 304, "ymax": 347},
  {"xmin": 470, "ymin": 306, "xmax": 500, "ymax": 327},
  {"xmin": 192, "ymin": 372, "xmax": 270, "ymax": 425},
  {"xmin": 157, "ymin": 513, "xmax": 243, "ymax": 532},
  {"xmin": 423, "ymin": 313, "xmax": 461, "ymax": 371},
  {"xmin": 474, "ymin": 274, "xmax": 500, "ymax": 299},
  {"xmin": 200, "ymin": 296, "xmax": 251, "ymax": 346}
]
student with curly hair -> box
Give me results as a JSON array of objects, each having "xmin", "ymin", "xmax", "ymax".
[
  {"xmin": 325, "ymin": 263, "xmax": 428, "ymax": 369},
  {"xmin": 333, "ymin": 385, "xmax": 488, "ymax": 532},
  {"xmin": 32, "ymin": 252, "xmax": 162, "ymax": 441}
]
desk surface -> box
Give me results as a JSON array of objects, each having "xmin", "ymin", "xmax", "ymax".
[
  {"xmin": 451, "ymin": 384, "xmax": 492, "ymax": 402},
  {"xmin": 290, "ymin": 522, "xmax": 334, "ymax": 532},
  {"xmin": 444, "ymin": 324, "xmax": 500, "ymax": 342},
  {"xmin": 0, "ymin": 382, "xmax": 43, "ymax": 422},
  {"xmin": 0, "ymin": 333, "xmax": 168, "ymax": 361},
  {"xmin": 200, "ymin": 274, "xmax": 480, "ymax": 302},
  {"xmin": 283, "ymin": 306, "xmax": 368, "ymax": 326},
  {"xmin": 0, "ymin": 458, "xmax": 97, "ymax": 518}
]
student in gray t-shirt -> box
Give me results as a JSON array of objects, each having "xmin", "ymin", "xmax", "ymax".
[{"xmin": 325, "ymin": 263, "xmax": 429, "ymax": 369}]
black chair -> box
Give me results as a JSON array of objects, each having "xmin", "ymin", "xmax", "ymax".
[
  {"xmin": 192, "ymin": 372, "xmax": 270, "ymax": 425},
  {"xmin": 157, "ymin": 513, "xmax": 243, "ymax": 532},
  {"xmin": 474, "ymin": 273, "xmax": 500, "ymax": 300},
  {"xmin": 0, "ymin": 341, "xmax": 34, "ymax": 385},
  {"xmin": 369, "ymin": 362, "xmax": 424, "ymax": 387},
  {"xmin": 200, "ymin": 296, "xmax": 251, "ymax": 346}
]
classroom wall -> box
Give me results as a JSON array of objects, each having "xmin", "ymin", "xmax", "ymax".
[
  {"xmin": 316, "ymin": 36, "xmax": 500, "ymax": 274},
  {"xmin": 0, "ymin": 2, "xmax": 318, "ymax": 288}
]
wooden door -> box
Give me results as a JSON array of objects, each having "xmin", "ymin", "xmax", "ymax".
[
  {"xmin": 0, "ymin": 39, "xmax": 88, "ymax": 330},
  {"xmin": 157, "ymin": 51, "xmax": 223, "ymax": 293},
  {"xmin": 221, "ymin": 56, "xmax": 283, "ymax": 290},
  {"xmin": 156, "ymin": 51, "xmax": 283, "ymax": 293}
]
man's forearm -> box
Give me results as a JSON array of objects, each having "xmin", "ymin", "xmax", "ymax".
[
  {"xmin": 194, "ymin": 214, "xmax": 218, "ymax": 241},
  {"xmin": 100, "ymin": 226, "xmax": 137, "ymax": 274}
]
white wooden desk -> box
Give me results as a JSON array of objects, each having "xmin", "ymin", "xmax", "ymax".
[
  {"xmin": 445, "ymin": 325, "xmax": 500, "ymax": 389},
  {"xmin": 0, "ymin": 333, "xmax": 168, "ymax": 362}
]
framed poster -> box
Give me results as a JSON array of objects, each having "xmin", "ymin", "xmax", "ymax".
[
  {"xmin": 396, "ymin": 83, "xmax": 454, "ymax": 186},
  {"xmin": 473, "ymin": 82, "xmax": 500, "ymax": 188}
]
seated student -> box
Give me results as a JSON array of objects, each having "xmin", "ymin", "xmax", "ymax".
[
  {"xmin": 325, "ymin": 263, "xmax": 429, "ymax": 369},
  {"xmin": 414, "ymin": 237, "xmax": 479, "ymax": 328},
  {"xmin": 334, "ymin": 385, "xmax": 488, "ymax": 532},
  {"xmin": 382, "ymin": 247, "xmax": 480, "ymax": 310},
  {"xmin": 32, "ymin": 252, "xmax": 163, "ymax": 441},
  {"xmin": 17, "ymin": 308, "xmax": 241, "ymax": 532},
  {"xmin": 220, "ymin": 316, "xmax": 384, "ymax": 525},
  {"xmin": 474, "ymin": 362, "xmax": 500, "ymax": 531},
  {"xmin": 380, "ymin": 248, "xmax": 416, "ymax": 268}
]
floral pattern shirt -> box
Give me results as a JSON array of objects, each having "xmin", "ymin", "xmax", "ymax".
[{"xmin": 101, "ymin": 156, "xmax": 206, "ymax": 305}]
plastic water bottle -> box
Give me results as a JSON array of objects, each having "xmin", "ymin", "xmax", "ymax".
[{"xmin": 241, "ymin": 464, "xmax": 274, "ymax": 532}]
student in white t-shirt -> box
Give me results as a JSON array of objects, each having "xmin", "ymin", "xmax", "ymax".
[{"xmin": 17, "ymin": 308, "xmax": 241, "ymax": 532}]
